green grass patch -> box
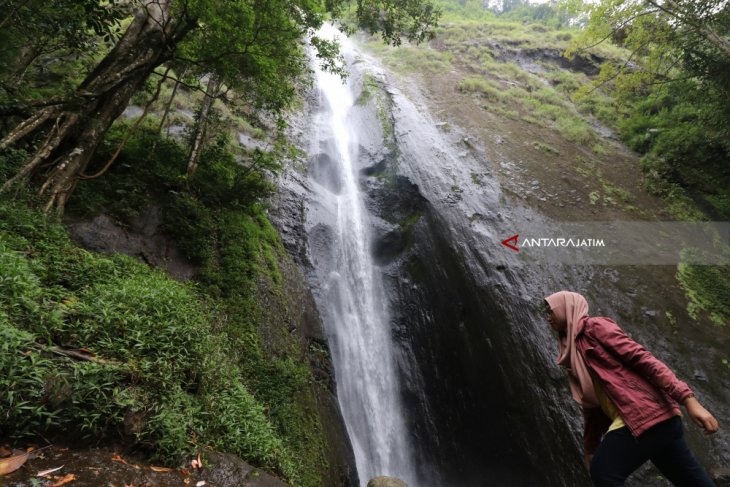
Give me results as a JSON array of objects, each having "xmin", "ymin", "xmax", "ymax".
[
  {"xmin": 677, "ymin": 252, "xmax": 730, "ymax": 326},
  {"xmin": 457, "ymin": 77, "xmax": 502, "ymax": 99}
]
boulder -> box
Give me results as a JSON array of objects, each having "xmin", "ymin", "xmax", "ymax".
[{"xmin": 367, "ymin": 476, "xmax": 410, "ymax": 487}]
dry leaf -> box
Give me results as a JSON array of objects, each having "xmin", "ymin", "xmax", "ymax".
[
  {"xmin": 149, "ymin": 466, "xmax": 172, "ymax": 473},
  {"xmin": 191, "ymin": 451, "xmax": 203, "ymax": 470},
  {"xmin": 0, "ymin": 446, "xmax": 11, "ymax": 457},
  {"xmin": 37, "ymin": 465, "xmax": 64, "ymax": 477},
  {"xmin": 183, "ymin": 478, "xmax": 191, "ymax": 485},
  {"xmin": 111, "ymin": 454, "xmax": 129, "ymax": 465},
  {"xmin": 0, "ymin": 452, "xmax": 29, "ymax": 476},
  {"xmin": 47, "ymin": 473, "xmax": 76, "ymax": 487}
]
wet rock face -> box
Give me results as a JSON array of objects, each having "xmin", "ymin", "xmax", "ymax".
[
  {"xmin": 311, "ymin": 152, "xmax": 345, "ymax": 195},
  {"xmin": 345, "ymin": 76, "xmax": 588, "ymax": 485},
  {"xmin": 493, "ymin": 46, "xmax": 604, "ymax": 76},
  {"xmin": 362, "ymin": 165, "xmax": 429, "ymax": 266},
  {"xmin": 68, "ymin": 207, "xmax": 196, "ymax": 280},
  {"xmin": 377, "ymin": 208, "xmax": 586, "ymax": 487}
]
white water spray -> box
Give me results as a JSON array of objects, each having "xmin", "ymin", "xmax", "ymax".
[{"xmin": 309, "ymin": 25, "xmax": 417, "ymax": 486}]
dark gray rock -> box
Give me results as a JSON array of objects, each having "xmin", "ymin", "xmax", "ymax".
[
  {"xmin": 712, "ymin": 467, "xmax": 730, "ymax": 487},
  {"xmin": 68, "ymin": 207, "xmax": 196, "ymax": 280},
  {"xmin": 203, "ymin": 451, "xmax": 290, "ymax": 487}
]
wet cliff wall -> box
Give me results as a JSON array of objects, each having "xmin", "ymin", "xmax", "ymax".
[{"xmin": 273, "ymin": 44, "xmax": 729, "ymax": 486}]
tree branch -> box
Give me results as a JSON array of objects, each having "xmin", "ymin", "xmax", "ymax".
[{"xmin": 80, "ymin": 66, "xmax": 169, "ymax": 179}]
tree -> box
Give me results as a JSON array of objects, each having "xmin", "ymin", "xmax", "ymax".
[
  {"xmin": 1, "ymin": 0, "xmax": 441, "ymax": 213},
  {"xmin": 186, "ymin": 74, "xmax": 221, "ymax": 176},
  {"xmin": 563, "ymin": 0, "xmax": 730, "ymax": 94},
  {"xmin": 0, "ymin": 0, "xmax": 125, "ymax": 92}
]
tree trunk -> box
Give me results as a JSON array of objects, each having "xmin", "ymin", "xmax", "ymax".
[
  {"xmin": 158, "ymin": 68, "xmax": 187, "ymax": 138},
  {"xmin": 186, "ymin": 74, "xmax": 221, "ymax": 176},
  {"xmin": 0, "ymin": 0, "xmax": 196, "ymax": 213}
]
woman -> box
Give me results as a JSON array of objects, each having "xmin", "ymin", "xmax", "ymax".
[{"xmin": 544, "ymin": 290, "xmax": 720, "ymax": 487}]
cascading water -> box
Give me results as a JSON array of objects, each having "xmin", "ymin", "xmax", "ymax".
[{"xmin": 307, "ymin": 25, "xmax": 418, "ymax": 486}]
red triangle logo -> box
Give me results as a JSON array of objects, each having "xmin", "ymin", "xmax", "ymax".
[{"xmin": 501, "ymin": 234, "xmax": 519, "ymax": 252}]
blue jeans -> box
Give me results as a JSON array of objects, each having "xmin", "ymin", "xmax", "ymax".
[{"xmin": 590, "ymin": 416, "xmax": 715, "ymax": 487}]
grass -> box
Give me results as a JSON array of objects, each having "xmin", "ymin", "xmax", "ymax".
[
  {"xmin": 457, "ymin": 77, "xmax": 503, "ymax": 99},
  {"xmin": 0, "ymin": 121, "xmax": 329, "ymax": 486},
  {"xmin": 677, "ymin": 253, "xmax": 730, "ymax": 327},
  {"xmin": 0, "ymin": 198, "xmax": 305, "ymax": 478},
  {"xmin": 362, "ymin": 41, "xmax": 454, "ymax": 76}
]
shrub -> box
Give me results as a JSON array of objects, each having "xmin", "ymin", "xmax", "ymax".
[{"xmin": 0, "ymin": 198, "xmax": 298, "ymax": 478}]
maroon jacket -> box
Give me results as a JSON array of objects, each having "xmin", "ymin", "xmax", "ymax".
[{"xmin": 575, "ymin": 316, "xmax": 693, "ymax": 454}]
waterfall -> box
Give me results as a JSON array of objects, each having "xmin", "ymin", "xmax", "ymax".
[{"xmin": 308, "ymin": 25, "xmax": 418, "ymax": 486}]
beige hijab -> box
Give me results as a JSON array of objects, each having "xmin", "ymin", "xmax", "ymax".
[{"xmin": 544, "ymin": 291, "xmax": 598, "ymax": 408}]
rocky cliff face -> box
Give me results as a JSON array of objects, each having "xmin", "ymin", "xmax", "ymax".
[{"xmin": 273, "ymin": 43, "xmax": 729, "ymax": 487}]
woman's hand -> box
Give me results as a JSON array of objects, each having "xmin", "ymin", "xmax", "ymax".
[{"xmin": 684, "ymin": 396, "xmax": 720, "ymax": 434}]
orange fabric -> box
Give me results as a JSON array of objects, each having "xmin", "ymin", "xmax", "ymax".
[{"xmin": 545, "ymin": 291, "xmax": 598, "ymax": 407}]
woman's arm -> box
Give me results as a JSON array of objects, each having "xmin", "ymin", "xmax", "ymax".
[
  {"xmin": 590, "ymin": 317, "xmax": 692, "ymax": 403},
  {"xmin": 591, "ymin": 317, "xmax": 719, "ymax": 434}
]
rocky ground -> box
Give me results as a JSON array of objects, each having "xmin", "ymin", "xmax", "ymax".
[{"xmin": 1, "ymin": 446, "xmax": 289, "ymax": 487}]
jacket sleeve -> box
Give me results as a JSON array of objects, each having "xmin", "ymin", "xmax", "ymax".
[
  {"xmin": 590, "ymin": 318, "xmax": 693, "ymax": 404},
  {"xmin": 583, "ymin": 406, "xmax": 611, "ymax": 454}
]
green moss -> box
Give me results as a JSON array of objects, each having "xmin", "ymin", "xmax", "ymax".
[
  {"xmin": 602, "ymin": 181, "xmax": 633, "ymax": 203},
  {"xmin": 356, "ymin": 74, "xmax": 378, "ymax": 106},
  {"xmin": 677, "ymin": 251, "xmax": 730, "ymax": 326}
]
